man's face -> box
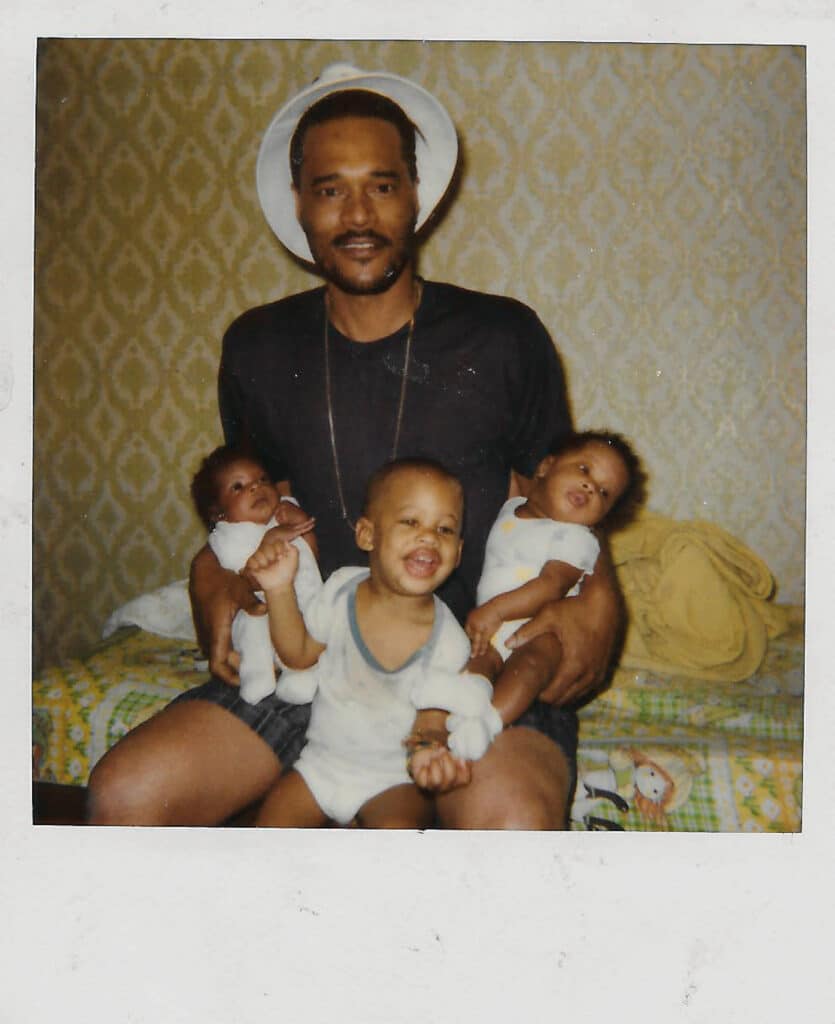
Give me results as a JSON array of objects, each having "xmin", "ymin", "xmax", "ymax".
[{"xmin": 294, "ymin": 115, "xmax": 419, "ymax": 295}]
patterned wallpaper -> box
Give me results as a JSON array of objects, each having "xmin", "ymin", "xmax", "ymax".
[{"xmin": 33, "ymin": 39, "xmax": 806, "ymax": 670}]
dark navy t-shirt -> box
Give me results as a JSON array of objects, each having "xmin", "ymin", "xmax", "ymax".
[{"xmin": 218, "ymin": 280, "xmax": 571, "ymax": 622}]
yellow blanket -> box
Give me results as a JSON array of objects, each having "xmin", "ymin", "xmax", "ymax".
[{"xmin": 609, "ymin": 512, "xmax": 799, "ymax": 682}]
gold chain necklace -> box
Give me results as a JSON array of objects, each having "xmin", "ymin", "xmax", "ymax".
[{"xmin": 324, "ymin": 281, "xmax": 423, "ymax": 531}]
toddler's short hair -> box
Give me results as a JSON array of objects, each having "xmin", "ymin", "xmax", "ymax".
[
  {"xmin": 548, "ymin": 430, "xmax": 647, "ymax": 531},
  {"xmin": 191, "ymin": 444, "xmax": 266, "ymax": 529},
  {"xmin": 362, "ymin": 457, "xmax": 464, "ymax": 516}
]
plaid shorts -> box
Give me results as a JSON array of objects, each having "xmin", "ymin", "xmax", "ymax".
[
  {"xmin": 170, "ymin": 679, "xmax": 578, "ymax": 789},
  {"xmin": 170, "ymin": 678, "xmax": 311, "ymax": 769}
]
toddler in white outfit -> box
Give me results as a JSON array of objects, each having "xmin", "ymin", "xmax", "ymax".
[{"xmin": 245, "ymin": 458, "xmax": 503, "ymax": 828}]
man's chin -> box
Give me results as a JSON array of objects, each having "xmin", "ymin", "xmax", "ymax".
[
  {"xmin": 321, "ymin": 263, "xmax": 408, "ymax": 296},
  {"xmin": 308, "ymin": 241, "xmax": 415, "ymax": 296},
  {"xmin": 329, "ymin": 276, "xmax": 399, "ymax": 296}
]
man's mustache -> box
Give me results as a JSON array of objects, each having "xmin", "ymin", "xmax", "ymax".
[{"xmin": 333, "ymin": 231, "xmax": 392, "ymax": 248}]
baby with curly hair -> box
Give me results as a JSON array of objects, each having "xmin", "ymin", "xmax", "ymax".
[
  {"xmin": 190, "ymin": 445, "xmax": 320, "ymax": 704},
  {"xmin": 466, "ymin": 430, "xmax": 646, "ymax": 725}
]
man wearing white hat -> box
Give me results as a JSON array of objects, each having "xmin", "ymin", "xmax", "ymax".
[{"xmin": 88, "ymin": 64, "xmax": 620, "ymax": 829}]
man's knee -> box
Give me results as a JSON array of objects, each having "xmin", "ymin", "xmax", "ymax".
[
  {"xmin": 493, "ymin": 791, "xmax": 568, "ymax": 830},
  {"xmin": 452, "ymin": 789, "xmax": 567, "ymax": 831},
  {"xmin": 86, "ymin": 752, "xmax": 172, "ymax": 826},
  {"xmin": 86, "ymin": 724, "xmax": 201, "ymax": 826},
  {"xmin": 437, "ymin": 728, "xmax": 572, "ymax": 831}
]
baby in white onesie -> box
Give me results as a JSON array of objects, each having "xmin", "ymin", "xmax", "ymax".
[
  {"xmin": 245, "ymin": 458, "xmax": 503, "ymax": 828},
  {"xmin": 467, "ymin": 431, "xmax": 644, "ymax": 728},
  {"xmin": 190, "ymin": 446, "xmax": 322, "ymax": 704}
]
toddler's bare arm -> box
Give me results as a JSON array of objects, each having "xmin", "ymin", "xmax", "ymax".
[{"xmin": 246, "ymin": 537, "xmax": 325, "ymax": 669}]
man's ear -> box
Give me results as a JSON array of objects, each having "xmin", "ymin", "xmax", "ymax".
[{"xmin": 355, "ymin": 517, "xmax": 375, "ymax": 552}]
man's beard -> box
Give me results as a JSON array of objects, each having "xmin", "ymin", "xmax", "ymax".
[{"xmin": 305, "ymin": 224, "xmax": 417, "ymax": 296}]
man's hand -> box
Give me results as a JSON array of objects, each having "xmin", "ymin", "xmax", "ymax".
[
  {"xmin": 190, "ymin": 545, "xmax": 266, "ymax": 686},
  {"xmin": 506, "ymin": 582, "xmax": 621, "ymax": 706}
]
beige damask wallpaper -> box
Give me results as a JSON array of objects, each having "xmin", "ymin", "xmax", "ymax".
[{"xmin": 33, "ymin": 39, "xmax": 806, "ymax": 670}]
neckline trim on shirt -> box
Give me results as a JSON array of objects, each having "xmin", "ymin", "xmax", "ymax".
[{"xmin": 348, "ymin": 582, "xmax": 440, "ymax": 675}]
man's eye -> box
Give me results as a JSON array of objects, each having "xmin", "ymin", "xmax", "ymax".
[{"xmin": 231, "ymin": 482, "xmax": 243, "ymax": 491}]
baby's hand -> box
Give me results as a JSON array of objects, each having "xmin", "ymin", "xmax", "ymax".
[
  {"xmin": 266, "ymin": 519, "xmax": 316, "ymax": 545},
  {"xmin": 405, "ymin": 731, "xmax": 472, "ymax": 793},
  {"xmin": 245, "ymin": 535, "xmax": 299, "ymax": 592},
  {"xmin": 409, "ymin": 745, "xmax": 472, "ymax": 793},
  {"xmin": 239, "ymin": 521, "xmax": 314, "ymax": 589},
  {"xmin": 273, "ymin": 500, "xmax": 316, "ymax": 535},
  {"xmin": 465, "ymin": 603, "xmax": 503, "ymax": 658}
]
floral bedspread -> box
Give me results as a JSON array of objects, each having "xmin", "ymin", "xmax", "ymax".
[
  {"xmin": 32, "ymin": 628, "xmax": 207, "ymax": 787},
  {"xmin": 571, "ymin": 619, "xmax": 803, "ymax": 832},
  {"xmin": 33, "ymin": 619, "xmax": 803, "ymax": 832}
]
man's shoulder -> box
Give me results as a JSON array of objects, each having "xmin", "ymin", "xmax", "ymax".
[
  {"xmin": 224, "ymin": 287, "xmax": 324, "ymax": 347},
  {"xmin": 425, "ymin": 281, "xmax": 545, "ymax": 334}
]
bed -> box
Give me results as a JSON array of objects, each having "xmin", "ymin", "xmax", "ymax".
[
  {"xmin": 570, "ymin": 619, "xmax": 802, "ymax": 831},
  {"xmin": 32, "ymin": 513, "xmax": 804, "ymax": 832}
]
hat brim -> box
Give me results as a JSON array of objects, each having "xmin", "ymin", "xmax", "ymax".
[{"xmin": 256, "ymin": 65, "xmax": 459, "ymax": 263}]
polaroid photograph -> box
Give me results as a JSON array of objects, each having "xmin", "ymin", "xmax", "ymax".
[{"xmin": 7, "ymin": 2, "xmax": 833, "ymax": 1020}]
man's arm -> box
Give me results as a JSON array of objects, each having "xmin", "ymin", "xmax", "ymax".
[{"xmin": 505, "ymin": 540, "xmax": 623, "ymax": 706}]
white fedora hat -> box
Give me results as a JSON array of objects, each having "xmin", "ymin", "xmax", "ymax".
[{"xmin": 256, "ymin": 62, "xmax": 459, "ymax": 262}]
